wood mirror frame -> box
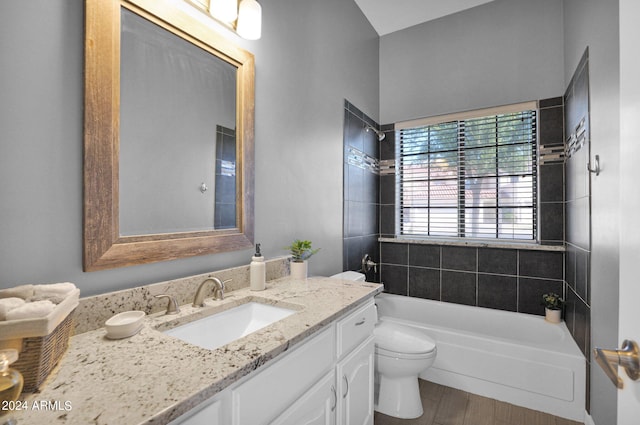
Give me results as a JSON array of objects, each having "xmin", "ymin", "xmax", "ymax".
[{"xmin": 84, "ymin": 0, "xmax": 255, "ymax": 271}]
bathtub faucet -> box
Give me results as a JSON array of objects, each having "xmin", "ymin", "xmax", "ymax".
[{"xmin": 361, "ymin": 254, "xmax": 378, "ymax": 274}]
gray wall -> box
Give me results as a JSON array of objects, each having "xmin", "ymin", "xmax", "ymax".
[
  {"xmin": 379, "ymin": 0, "xmax": 565, "ymax": 124},
  {"xmin": 249, "ymin": 0, "xmax": 379, "ymax": 282},
  {"xmin": 0, "ymin": 0, "xmax": 379, "ymax": 296},
  {"xmin": 563, "ymin": 1, "xmax": 620, "ymax": 424}
]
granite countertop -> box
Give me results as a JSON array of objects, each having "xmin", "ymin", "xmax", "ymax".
[{"xmin": 10, "ymin": 277, "xmax": 382, "ymax": 425}]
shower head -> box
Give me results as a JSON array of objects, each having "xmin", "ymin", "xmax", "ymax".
[{"xmin": 365, "ymin": 125, "xmax": 386, "ymax": 142}]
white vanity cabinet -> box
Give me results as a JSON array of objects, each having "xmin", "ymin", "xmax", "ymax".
[{"xmin": 172, "ymin": 297, "xmax": 376, "ymax": 425}]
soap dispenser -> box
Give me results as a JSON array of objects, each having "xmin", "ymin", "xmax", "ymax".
[{"xmin": 250, "ymin": 243, "xmax": 266, "ymax": 291}]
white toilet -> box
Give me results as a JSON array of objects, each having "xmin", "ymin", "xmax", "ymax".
[
  {"xmin": 374, "ymin": 320, "xmax": 437, "ymax": 418},
  {"xmin": 330, "ymin": 271, "xmax": 437, "ymax": 419}
]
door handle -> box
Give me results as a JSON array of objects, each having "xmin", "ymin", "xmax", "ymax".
[{"xmin": 594, "ymin": 339, "xmax": 640, "ymax": 389}]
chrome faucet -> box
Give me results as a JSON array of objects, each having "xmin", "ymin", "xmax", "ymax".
[{"xmin": 193, "ymin": 277, "xmax": 226, "ymax": 307}]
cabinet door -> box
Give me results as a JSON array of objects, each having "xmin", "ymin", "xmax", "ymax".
[
  {"xmin": 336, "ymin": 336, "xmax": 375, "ymax": 425},
  {"xmin": 271, "ymin": 372, "xmax": 336, "ymax": 425}
]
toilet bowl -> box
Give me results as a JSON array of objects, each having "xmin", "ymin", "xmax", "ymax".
[
  {"xmin": 374, "ymin": 320, "xmax": 436, "ymax": 418},
  {"xmin": 330, "ymin": 271, "xmax": 437, "ymax": 419}
]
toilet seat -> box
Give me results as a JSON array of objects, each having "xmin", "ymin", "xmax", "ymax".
[
  {"xmin": 376, "ymin": 346, "xmax": 437, "ymax": 360},
  {"xmin": 374, "ymin": 321, "xmax": 436, "ymax": 358}
]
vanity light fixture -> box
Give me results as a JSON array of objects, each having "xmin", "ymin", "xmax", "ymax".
[
  {"xmin": 193, "ymin": 0, "xmax": 262, "ymax": 40},
  {"xmin": 236, "ymin": 0, "xmax": 262, "ymax": 40},
  {"xmin": 209, "ymin": 0, "xmax": 238, "ymax": 23}
]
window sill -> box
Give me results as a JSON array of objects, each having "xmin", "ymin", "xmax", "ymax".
[{"xmin": 378, "ymin": 237, "xmax": 565, "ymax": 252}]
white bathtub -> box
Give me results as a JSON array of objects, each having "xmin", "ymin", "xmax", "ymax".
[{"xmin": 375, "ymin": 293, "xmax": 586, "ymax": 422}]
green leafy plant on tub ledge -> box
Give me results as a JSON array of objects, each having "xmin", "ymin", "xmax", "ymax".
[{"xmin": 541, "ymin": 292, "xmax": 564, "ymax": 310}]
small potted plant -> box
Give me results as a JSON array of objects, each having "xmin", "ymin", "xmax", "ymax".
[
  {"xmin": 287, "ymin": 239, "xmax": 320, "ymax": 280},
  {"xmin": 541, "ymin": 292, "xmax": 564, "ymax": 323}
]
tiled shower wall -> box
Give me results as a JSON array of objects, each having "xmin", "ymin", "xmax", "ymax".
[
  {"xmin": 342, "ymin": 100, "xmax": 380, "ymax": 281},
  {"xmin": 564, "ymin": 49, "xmax": 592, "ymax": 410},
  {"xmin": 564, "ymin": 51, "xmax": 591, "ymax": 357},
  {"xmin": 215, "ymin": 125, "xmax": 237, "ymax": 229},
  {"xmin": 379, "ymin": 243, "xmax": 564, "ymax": 314}
]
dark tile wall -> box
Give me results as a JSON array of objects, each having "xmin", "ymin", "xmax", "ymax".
[
  {"xmin": 539, "ymin": 96, "xmax": 566, "ymax": 245},
  {"xmin": 564, "ymin": 49, "xmax": 591, "ymax": 412},
  {"xmin": 215, "ymin": 125, "xmax": 236, "ymax": 229},
  {"xmin": 379, "ymin": 122, "xmax": 395, "ymax": 239},
  {"xmin": 342, "ymin": 100, "xmax": 380, "ymax": 281},
  {"xmin": 380, "ymin": 242, "xmax": 564, "ymax": 314}
]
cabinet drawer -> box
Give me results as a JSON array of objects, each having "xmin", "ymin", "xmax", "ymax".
[
  {"xmin": 232, "ymin": 325, "xmax": 336, "ymax": 425},
  {"xmin": 336, "ymin": 299, "xmax": 376, "ymax": 359}
]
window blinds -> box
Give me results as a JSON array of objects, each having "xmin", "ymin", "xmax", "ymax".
[{"xmin": 397, "ymin": 108, "xmax": 537, "ymax": 240}]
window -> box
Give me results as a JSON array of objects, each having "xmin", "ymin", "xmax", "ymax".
[{"xmin": 396, "ymin": 103, "xmax": 537, "ymax": 241}]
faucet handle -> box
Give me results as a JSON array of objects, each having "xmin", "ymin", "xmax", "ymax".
[
  {"xmin": 361, "ymin": 254, "xmax": 378, "ymax": 274},
  {"xmin": 213, "ymin": 279, "xmax": 232, "ymax": 300},
  {"xmin": 155, "ymin": 294, "xmax": 180, "ymax": 315}
]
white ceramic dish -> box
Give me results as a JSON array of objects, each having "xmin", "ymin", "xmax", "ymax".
[{"xmin": 105, "ymin": 311, "xmax": 145, "ymax": 339}]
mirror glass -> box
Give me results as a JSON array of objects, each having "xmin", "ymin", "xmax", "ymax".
[
  {"xmin": 119, "ymin": 8, "xmax": 237, "ymax": 235},
  {"xmin": 83, "ymin": 0, "xmax": 255, "ymax": 271}
]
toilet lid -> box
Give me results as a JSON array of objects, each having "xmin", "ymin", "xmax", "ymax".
[{"xmin": 374, "ymin": 321, "xmax": 436, "ymax": 354}]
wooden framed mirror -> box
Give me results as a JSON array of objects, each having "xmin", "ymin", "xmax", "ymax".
[{"xmin": 84, "ymin": 0, "xmax": 255, "ymax": 271}]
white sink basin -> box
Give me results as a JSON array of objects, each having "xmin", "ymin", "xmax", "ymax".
[{"xmin": 163, "ymin": 302, "xmax": 296, "ymax": 350}]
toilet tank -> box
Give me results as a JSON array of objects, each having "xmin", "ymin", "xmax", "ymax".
[{"xmin": 329, "ymin": 271, "xmax": 366, "ymax": 281}]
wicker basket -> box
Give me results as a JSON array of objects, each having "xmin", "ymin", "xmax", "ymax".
[
  {"xmin": 0, "ymin": 287, "xmax": 79, "ymax": 393},
  {"xmin": 11, "ymin": 310, "xmax": 75, "ymax": 392}
]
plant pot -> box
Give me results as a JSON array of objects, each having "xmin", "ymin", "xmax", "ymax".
[
  {"xmin": 290, "ymin": 260, "xmax": 308, "ymax": 280},
  {"xmin": 545, "ymin": 308, "xmax": 562, "ymax": 323}
]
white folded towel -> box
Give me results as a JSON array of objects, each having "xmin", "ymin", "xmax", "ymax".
[
  {"xmin": 5, "ymin": 300, "xmax": 56, "ymax": 321},
  {"xmin": 0, "ymin": 284, "xmax": 35, "ymax": 300},
  {"xmin": 27, "ymin": 294, "xmax": 67, "ymax": 304},
  {"xmin": 0, "ymin": 298, "xmax": 26, "ymax": 320},
  {"xmin": 33, "ymin": 282, "xmax": 76, "ymax": 299}
]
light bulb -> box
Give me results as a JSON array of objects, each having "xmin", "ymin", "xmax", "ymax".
[
  {"xmin": 236, "ymin": 0, "xmax": 261, "ymax": 40},
  {"xmin": 210, "ymin": 0, "xmax": 238, "ymax": 23}
]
